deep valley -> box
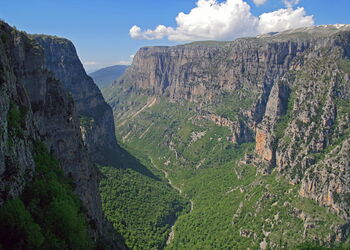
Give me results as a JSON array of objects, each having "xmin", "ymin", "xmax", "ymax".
[{"xmin": 1, "ymin": 12, "xmax": 350, "ymax": 250}]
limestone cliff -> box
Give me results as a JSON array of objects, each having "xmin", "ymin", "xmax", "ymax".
[
  {"xmin": 32, "ymin": 35, "xmax": 119, "ymax": 166},
  {"xmin": 109, "ymin": 26, "xmax": 329, "ymax": 144},
  {"xmin": 107, "ymin": 24, "xmax": 350, "ymax": 227},
  {"xmin": 252, "ymin": 26, "xmax": 350, "ymax": 221},
  {"xmin": 0, "ymin": 21, "xmax": 124, "ymax": 248}
]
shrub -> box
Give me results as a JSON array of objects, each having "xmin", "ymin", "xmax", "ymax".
[
  {"xmin": 0, "ymin": 198, "xmax": 44, "ymax": 249},
  {"xmin": 7, "ymin": 102, "xmax": 26, "ymax": 138}
]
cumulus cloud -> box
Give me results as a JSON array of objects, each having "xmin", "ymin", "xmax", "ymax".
[
  {"xmin": 253, "ymin": 0, "xmax": 268, "ymax": 6},
  {"xmin": 129, "ymin": 0, "xmax": 314, "ymax": 42},
  {"xmin": 130, "ymin": 25, "xmax": 174, "ymax": 40},
  {"xmin": 130, "ymin": 0, "xmax": 258, "ymax": 41},
  {"xmin": 258, "ymin": 7, "xmax": 314, "ymax": 34}
]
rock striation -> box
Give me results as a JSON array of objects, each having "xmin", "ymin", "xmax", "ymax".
[{"xmin": 32, "ymin": 35, "xmax": 120, "ymax": 166}]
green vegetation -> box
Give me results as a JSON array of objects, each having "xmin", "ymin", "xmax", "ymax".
[
  {"xmin": 79, "ymin": 115, "xmax": 94, "ymax": 127},
  {"xmin": 0, "ymin": 142, "xmax": 93, "ymax": 250},
  {"xmin": 297, "ymin": 241, "xmax": 350, "ymax": 249},
  {"xmin": 0, "ymin": 198, "xmax": 44, "ymax": 249},
  {"xmin": 106, "ymin": 95, "xmax": 346, "ymax": 249},
  {"xmin": 0, "ymin": 32, "xmax": 9, "ymax": 44},
  {"xmin": 338, "ymin": 59, "xmax": 350, "ymax": 74},
  {"xmin": 213, "ymin": 90, "xmax": 255, "ymax": 121},
  {"xmin": 7, "ymin": 102, "xmax": 26, "ymax": 138},
  {"xmin": 274, "ymin": 88, "xmax": 295, "ymax": 142},
  {"xmin": 99, "ymin": 164, "xmax": 189, "ymax": 249}
]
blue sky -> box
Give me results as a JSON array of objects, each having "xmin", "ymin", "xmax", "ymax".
[{"xmin": 1, "ymin": 0, "xmax": 349, "ymax": 72}]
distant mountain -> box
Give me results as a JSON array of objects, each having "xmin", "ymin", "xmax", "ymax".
[{"xmin": 89, "ymin": 65, "xmax": 128, "ymax": 89}]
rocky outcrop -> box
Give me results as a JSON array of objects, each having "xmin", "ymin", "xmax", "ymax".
[
  {"xmin": 299, "ymin": 138, "xmax": 350, "ymax": 218},
  {"xmin": 32, "ymin": 35, "xmax": 119, "ymax": 166},
  {"xmin": 0, "ymin": 21, "xmax": 123, "ymax": 248},
  {"xmin": 255, "ymin": 26, "xmax": 350, "ymax": 220},
  {"xmin": 203, "ymin": 113, "xmax": 253, "ymax": 144},
  {"xmin": 255, "ymin": 129, "xmax": 273, "ymax": 162}
]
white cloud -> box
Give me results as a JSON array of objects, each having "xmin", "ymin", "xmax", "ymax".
[
  {"xmin": 130, "ymin": 25, "xmax": 174, "ymax": 40},
  {"xmin": 129, "ymin": 0, "xmax": 314, "ymax": 42},
  {"xmin": 258, "ymin": 7, "xmax": 313, "ymax": 34},
  {"xmin": 283, "ymin": 0, "xmax": 299, "ymax": 8},
  {"xmin": 130, "ymin": 0, "xmax": 258, "ymax": 41},
  {"xmin": 171, "ymin": 0, "xmax": 258, "ymax": 41},
  {"xmin": 253, "ymin": 0, "xmax": 267, "ymax": 6},
  {"xmin": 115, "ymin": 54, "xmax": 135, "ymax": 65}
]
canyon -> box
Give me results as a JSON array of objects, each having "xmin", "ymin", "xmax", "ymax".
[
  {"xmin": 104, "ymin": 24, "xmax": 350, "ymax": 248},
  {"xmin": 1, "ymin": 17, "xmax": 350, "ymax": 249}
]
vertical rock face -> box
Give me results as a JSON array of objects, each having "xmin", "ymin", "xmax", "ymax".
[
  {"xmin": 299, "ymin": 138, "xmax": 350, "ymax": 218},
  {"xmin": 108, "ymin": 25, "xmax": 350, "ymax": 222},
  {"xmin": 32, "ymin": 35, "xmax": 119, "ymax": 166},
  {"xmin": 110, "ymin": 37, "xmax": 314, "ymax": 146},
  {"xmin": 255, "ymin": 129, "xmax": 273, "ymax": 162},
  {"xmin": 121, "ymin": 40, "xmax": 304, "ymax": 106},
  {"xmin": 0, "ymin": 21, "xmax": 105, "ymax": 241},
  {"xmin": 254, "ymin": 27, "xmax": 350, "ymax": 219}
]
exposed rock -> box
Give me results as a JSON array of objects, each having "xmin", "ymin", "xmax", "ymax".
[
  {"xmin": 108, "ymin": 29, "xmax": 319, "ymax": 145},
  {"xmin": 0, "ymin": 21, "xmax": 124, "ymax": 248},
  {"xmin": 240, "ymin": 229, "xmax": 254, "ymax": 238},
  {"xmin": 205, "ymin": 113, "xmax": 253, "ymax": 144},
  {"xmin": 33, "ymin": 35, "xmax": 120, "ymax": 166},
  {"xmin": 252, "ymin": 26, "xmax": 350, "ymax": 227},
  {"xmin": 255, "ymin": 128, "xmax": 273, "ymax": 162},
  {"xmin": 300, "ymin": 138, "xmax": 350, "ymax": 219},
  {"xmin": 260, "ymin": 239, "xmax": 268, "ymax": 250},
  {"xmin": 190, "ymin": 130, "xmax": 206, "ymax": 143}
]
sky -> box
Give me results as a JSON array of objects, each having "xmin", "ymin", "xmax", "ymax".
[{"xmin": 1, "ymin": 0, "xmax": 349, "ymax": 72}]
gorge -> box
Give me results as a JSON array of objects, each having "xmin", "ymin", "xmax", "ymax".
[
  {"xmin": 104, "ymin": 24, "xmax": 350, "ymax": 248},
  {"xmin": 1, "ymin": 16, "xmax": 350, "ymax": 249}
]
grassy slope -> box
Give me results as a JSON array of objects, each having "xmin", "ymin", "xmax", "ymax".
[{"xmin": 111, "ymin": 97, "xmax": 345, "ymax": 249}]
